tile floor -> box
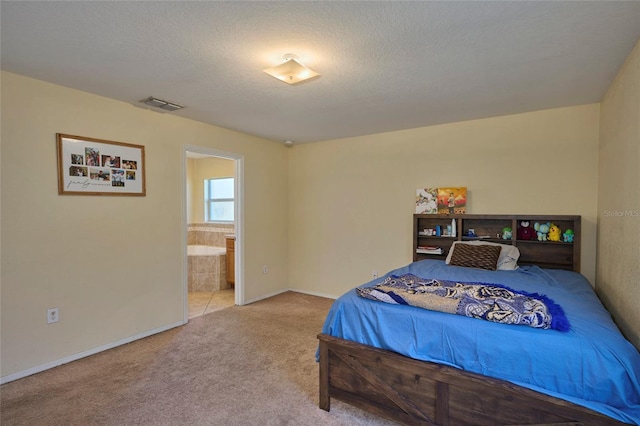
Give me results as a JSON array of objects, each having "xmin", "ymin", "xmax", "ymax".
[{"xmin": 188, "ymin": 288, "xmax": 235, "ymax": 319}]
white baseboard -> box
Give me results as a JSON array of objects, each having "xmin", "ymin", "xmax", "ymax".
[
  {"xmin": 241, "ymin": 288, "xmax": 338, "ymax": 305},
  {"xmin": 243, "ymin": 288, "xmax": 289, "ymax": 305},
  {"xmin": 288, "ymin": 288, "xmax": 338, "ymax": 300},
  {"xmin": 2, "ymin": 289, "xmax": 336, "ymax": 384},
  {"xmin": 0, "ymin": 320, "xmax": 186, "ymax": 385}
]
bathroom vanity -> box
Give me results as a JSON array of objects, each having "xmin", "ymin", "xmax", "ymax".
[{"xmin": 225, "ymin": 235, "xmax": 235, "ymax": 286}]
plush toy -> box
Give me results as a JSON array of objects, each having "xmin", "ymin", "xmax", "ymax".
[
  {"xmin": 517, "ymin": 221, "xmax": 536, "ymax": 240},
  {"xmin": 534, "ymin": 222, "xmax": 551, "ymax": 241},
  {"xmin": 563, "ymin": 229, "xmax": 574, "ymax": 243},
  {"xmin": 548, "ymin": 223, "xmax": 562, "ymax": 242},
  {"xmin": 502, "ymin": 227, "xmax": 512, "ymax": 240}
]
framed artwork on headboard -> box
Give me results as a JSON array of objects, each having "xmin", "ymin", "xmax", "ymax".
[
  {"xmin": 416, "ymin": 188, "xmax": 438, "ymax": 214},
  {"xmin": 437, "ymin": 187, "xmax": 466, "ymax": 214}
]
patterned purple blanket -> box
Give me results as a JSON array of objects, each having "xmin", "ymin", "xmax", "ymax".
[{"xmin": 357, "ymin": 274, "xmax": 569, "ymax": 331}]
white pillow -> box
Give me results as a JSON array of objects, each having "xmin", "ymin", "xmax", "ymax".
[{"xmin": 445, "ymin": 241, "xmax": 520, "ymax": 270}]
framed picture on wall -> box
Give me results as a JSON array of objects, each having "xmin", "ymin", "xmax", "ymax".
[{"xmin": 56, "ymin": 133, "xmax": 146, "ymax": 196}]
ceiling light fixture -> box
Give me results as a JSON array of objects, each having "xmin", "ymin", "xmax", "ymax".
[
  {"xmin": 139, "ymin": 96, "xmax": 184, "ymax": 112},
  {"xmin": 263, "ymin": 54, "xmax": 320, "ymax": 85}
]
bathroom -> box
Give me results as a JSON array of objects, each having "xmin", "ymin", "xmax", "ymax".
[{"xmin": 186, "ymin": 153, "xmax": 236, "ymax": 318}]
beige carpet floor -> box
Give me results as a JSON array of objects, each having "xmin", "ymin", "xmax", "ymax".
[{"xmin": 1, "ymin": 291, "xmax": 397, "ymax": 425}]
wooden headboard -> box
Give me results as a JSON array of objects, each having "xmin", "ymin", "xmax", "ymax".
[{"xmin": 413, "ymin": 214, "xmax": 581, "ymax": 272}]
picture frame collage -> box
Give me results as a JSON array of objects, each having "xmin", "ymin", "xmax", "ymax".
[{"xmin": 56, "ymin": 134, "xmax": 146, "ymax": 196}]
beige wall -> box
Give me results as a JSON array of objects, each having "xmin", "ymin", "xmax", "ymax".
[
  {"xmin": 0, "ymin": 71, "xmax": 289, "ymax": 379},
  {"xmin": 289, "ymin": 105, "xmax": 600, "ymax": 297},
  {"xmin": 4, "ymin": 46, "xmax": 636, "ymax": 379},
  {"xmin": 597, "ymin": 40, "xmax": 640, "ymax": 349},
  {"xmin": 187, "ymin": 156, "xmax": 235, "ymax": 224}
]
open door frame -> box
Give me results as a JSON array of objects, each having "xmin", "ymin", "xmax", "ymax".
[{"xmin": 182, "ymin": 145, "xmax": 245, "ymax": 323}]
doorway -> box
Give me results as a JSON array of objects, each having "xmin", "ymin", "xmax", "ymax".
[{"xmin": 183, "ymin": 145, "xmax": 244, "ymax": 322}]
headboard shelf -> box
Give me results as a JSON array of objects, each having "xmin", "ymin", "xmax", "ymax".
[{"xmin": 413, "ymin": 214, "xmax": 581, "ymax": 272}]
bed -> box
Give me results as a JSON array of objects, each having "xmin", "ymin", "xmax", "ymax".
[{"xmin": 317, "ymin": 241, "xmax": 640, "ymax": 425}]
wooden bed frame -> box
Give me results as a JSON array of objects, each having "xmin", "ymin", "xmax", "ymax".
[
  {"xmin": 317, "ymin": 215, "xmax": 629, "ymax": 425},
  {"xmin": 317, "ymin": 334, "xmax": 625, "ymax": 425}
]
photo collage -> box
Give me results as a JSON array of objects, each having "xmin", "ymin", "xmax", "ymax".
[{"xmin": 68, "ymin": 147, "xmax": 138, "ymax": 187}]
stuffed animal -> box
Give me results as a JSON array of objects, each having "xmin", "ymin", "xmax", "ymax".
[
  {"xmin": 534, "ymin": 222, "xmax": 550, "ymax": 241},
  {"xmin": 563, "ymin": 229, "xmax": 574, "ymax": 243},
  {"xmin": 548, "ymin": 223, "xmax": 562, "ymax": 242},
  {"xmin": 502, "ymin": 227, "xmax": 512, "ymax": 240},
  {"xmin": 517, "ymin": 221, "xmax": 536, "ymax": 240}
]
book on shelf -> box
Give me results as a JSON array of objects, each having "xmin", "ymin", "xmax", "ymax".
[{"xmin": 416, "ymin": 246, "xmax": 444, "ymax": 255}]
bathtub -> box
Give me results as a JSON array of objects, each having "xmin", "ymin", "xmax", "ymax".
[
  {"xmin": 187, "ymin": 245, "xmax": 228, "ymax": 292},
  {"xmin": 188, "ymin": 245, "xmax": 226, "ymax": 256}
]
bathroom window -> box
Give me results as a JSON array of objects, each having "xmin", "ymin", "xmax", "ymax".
[{"xmin": 205, "ymin": 177, "xmax": 234, "ymax": 222}]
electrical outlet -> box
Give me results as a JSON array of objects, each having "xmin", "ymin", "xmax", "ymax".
[
  {"xmin": 263, "ymin": 265, "xmax": 268, "ymax": 274},
  {"xmin": 47, "ymin": 308, "xmax": 59, "ymax": 324},
  {"xmin": 372, "ymin": 271, "xmax": 378, "ymax": 279}
]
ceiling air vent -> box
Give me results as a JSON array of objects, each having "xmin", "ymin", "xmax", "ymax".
[{"xmin": 139, "ymin": 96, "xmax": 184, "ymax": 112}]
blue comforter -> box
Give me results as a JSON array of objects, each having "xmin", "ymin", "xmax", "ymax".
[{"xmin": 320, "ymin": 260, "xmax": 640, "ymax": 424}]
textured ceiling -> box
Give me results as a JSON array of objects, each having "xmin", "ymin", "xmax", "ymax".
[{"xmin": 2, "ymin": 1, "xmax": 639, "ymax": 144}]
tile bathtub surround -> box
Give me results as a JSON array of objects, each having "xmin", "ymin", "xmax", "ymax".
[
  {"xmin": 187, "ymin": 223, "xmax": 232, "ymax": 292},
  {"xmin": 187, "ymin": 231, "xmax": 196, "ymax": 245},
  {"xmin": 187, "ymin": 253, "xmax": 229, "ymax": 292},
  {"xmin": 187, "ymin": 223, "xmax": 235, "ymax": 247}
]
